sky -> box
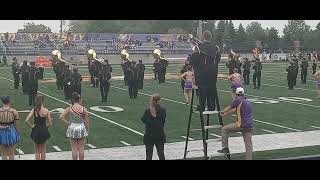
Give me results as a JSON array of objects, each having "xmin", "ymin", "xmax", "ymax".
[{"xmin": 0, "ymin": 20, "xmax": 319, "ymax": 35}]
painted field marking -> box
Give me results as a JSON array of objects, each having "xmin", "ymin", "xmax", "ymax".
[
  {"xmin": 261, "ymin": 129, "xmax": 277, "ymax": 134},
  {"xmin": 120, "ymin": 141, "xmax": 131, "ymax": 146},
  {"xmin": 181, "ymin": 136, "xmax": 194, "ymax": 141},
  {"xmin": 86, "ymin": 144, "xmax": 97, "ymax": 149},
  {"xmin": 52, "ymin": 146, "xmax": 62, "ymax": 152},
  {"xmin": 16, "ymin": 149, "xmax": 25, "ymax": 155},
  {"xmin": 210, "ymin": 133, "xmax": 221, "ymax": 138},
  {"xmin": 0, "ymin": 76, "xmax": 144, "ymax": 137},
  {"xmin": 311, "ymin": 126, "xmax": 320, "ymax": 129},
  {"xmin": 167, "ymin": 79, "xmax": 320, "ymax": 108}
]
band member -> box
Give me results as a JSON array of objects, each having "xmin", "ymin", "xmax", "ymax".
[
  {"xmin": 1, "ymin": 54, "xmax": 8, "ymax": 67},
  {"xmin": 189, "ymin": 30, "xmax": 221, "ymax": 112},
  {"xmin": 219, "ymin": 87, "xmax": 253, "ymax": 160},
  {"xmin": 180, "ymin": 60, "xmax": 190, "ymax": 92},
  {"xmin": 158, "ymin": 57, "xmax": 168, "ymax": 84},
  {"xmin": 63, "ymin": 65, "xmax": 72, "ymax": 100},
  {"xmin": 286, "ymin": 62, "xmax": 296, "ymax": 90},
  {"xmin": 59, "ymin": 92, "xmax": 89, "ymax": 160},
  {"xmin": 136, "ymin": 60, "xmax": 145, "ymax": 89},
  {"xmin": 11, "ymin": 57, "xmax": 20, "ymax": 89},
  {"xmin": 226, "ymin": 55, "xmax": 239, "ymax": 75},
  {"xmin": 300, "ymin": 58, "xmax": 308, "ymax": 84},
  {"xmin": 25, "ymin": 95, "xmax": 52, "ymax": 160},
  {"xmin": 99, "ymin": 59, "xmax": 112, "ymax": 102},
  {"xmin": 141, "ymin": 93, "xmax": 166, "ymax": 160},
  {"xmin": 312, "ymin": 61, "xmax": 317, "ymax": 75},
  {"xmin": 70, "ymin": 67, "xmax": 82, "ymax": 96},
  {"xmin": 56, "ymin": 60, "xmax": 66, "ymax": 90},
  {"xmin": 26, "ymin": 61, "xmax": 40, "ymax": 106},
  {"xmin": 252, "ymin": 58, "xmax": 262, "ymax": 89},
  {"xmin": 293, "ymin": 58, "xmax": 299, "ymax": 86},
  {"xmin": 21, "ymin": 60, "xmax": 29, "ymax": 94},
  {"xmin": 88, "ymin": 59, "xmax": 94, "ymax": 85},
  {"xmin": 127, "ymin": 61, "xmax": 139, "ymax": 99},
  {"xmin": 181, "ymin": 65, "xmax": 194, "ymax": 105},
  {"xmin": 314, "ymin": 69, "xmax": 320, "ymax": 98},
  {"xmin": 242, "ymin": 58, "xmax": 250, "ymax": 85},
  {"xmin": 90, "ymin": 60, "xmax": 102, "ymax": 88},
  {"xmin": 38, "ymin": 66, "xmax": 44, "ymax": 80},
  {"xmin": 121, "ymin": 59, "xmax": 132, "ymax": 86},
  {"xmin": 0, "ymin": 96, "xmax": 20, "ymax": 160},
  {"xmin": 153, "ymin": 59, "xmax": 161, "ymax": 80}
]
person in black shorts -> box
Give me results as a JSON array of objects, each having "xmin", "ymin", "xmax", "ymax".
[{"xmin": 25, "ymin": 95, "xmax": 52, "ymax": 160}]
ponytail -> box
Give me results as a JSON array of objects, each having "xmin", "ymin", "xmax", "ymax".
[{"xmin": 149, "ymin": 93, "xmax": 161, "ymax": 118}]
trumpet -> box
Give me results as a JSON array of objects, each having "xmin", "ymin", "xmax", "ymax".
[
  {"xmin": 52, "ymin": 50, "xmax": 68, "ymax": 64},
  {"xmin": 87, "ymin": 49, "xmax": 104, "ymax": 63},
  {"xmin": 120, "ymin": 49, "xmax": 132, "ymax": 62}
]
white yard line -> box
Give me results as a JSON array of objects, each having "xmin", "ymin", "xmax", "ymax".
[
  {"xmin": 210, "ymin": 133, "xmax": 221, "ymax": 138},
  {"xmin": 16, "ymin": 149, "xmax": 25, "ymax": 155},
  {"xmin": 52, "ymin": 146, "xmax": 62, "ymax": 152},
  {"xmin": 261, "ymin": 129, "xmax": 277, "ymax": 134},
  {"xmin": 311, "ymin": 125, "xmax": 320, "ymax": 129},
  {"xmin": 120, "ymin": 141, "xmax": 131, "ymax": 146},
  {"xmin": 181, "ymin": 136, "xmax": 195, "ymax": 141},
  {"xmin": 86, "ymin": 144, "xmax": 97, "ymax": 149},
  {"xmin": 0, "ymin": 76, "xmax": 144, "ymax": 137}
]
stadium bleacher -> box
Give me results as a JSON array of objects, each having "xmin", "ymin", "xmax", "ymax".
[{"xmin": 0, "ymin": 33, "xmax": 192, "ymax": 56}]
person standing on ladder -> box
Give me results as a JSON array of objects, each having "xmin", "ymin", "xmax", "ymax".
[
  {"xmin": 189, "ymin": 30, "xmax": 221, "ymax": 112},
  {"xmin": 218, "ymin": 87, "xmax": 254, "ymax": 160}
]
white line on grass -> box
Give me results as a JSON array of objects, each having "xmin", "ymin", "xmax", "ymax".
[
  {"xmin": 181, "ymin": 136, "xmax": 194, "ymax": 141},
  {"xmin": 52, "ymin": 146, "xmax": 62, "ymax": 152},
  {"xmin": 209, "ymin": 133, "xmax": 221, "ymax": 138},
  {"xmin": 311, "ymin": 126, "xmax": 320, "ymax": 129},
  {"xmin": 261, "ymin": 129, "xmax": 277, "ymax": 134},
  {"xmin": 0, "ymin": 76, "xmax": 144, "ymax": 137},
  {"xmin": 167, "ymin": 79, "xmax": 320, "ymax": 108},
  {"xmin": 16, "ymin": 149, "xmax": 25, "ymax": 155},
  {"xmin": 120, "ymin": 141, "xmax": 131, "ymax": 146},
  {"xmin": 86, "ymin": 144, "xmax": 97, "ymax": 149}
]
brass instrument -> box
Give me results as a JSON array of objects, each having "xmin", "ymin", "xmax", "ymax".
[
  {"xmin": 120, "ymin": 49, "xmax": 132, "ymax": 62},
  {"xmin": 52, "ymin": 50, "xmax": 68, "ymax": 64},
  {"xmin": 87, "ymin": 49, "xmax": 104, "ymax": 63}
]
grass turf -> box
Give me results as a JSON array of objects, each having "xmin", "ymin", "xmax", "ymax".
[{"xmin": 0, "ymin": 62, "xmax": 319, "ymax": 159}]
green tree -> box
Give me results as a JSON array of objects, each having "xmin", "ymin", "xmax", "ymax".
[
  {"xmin": 17, "ymin": 22, "xmax": 51, "ymax": 33},
  {"xmin": 266, "ymin": 27, "xmax": 279, "ymax": 49},
  {"xmin": 246, "ymin": 21, "xmax": 266, "ymax": 42},
  {"xmin": 283, "ymin": 20, "xmax": 310, "ymax": 42}
]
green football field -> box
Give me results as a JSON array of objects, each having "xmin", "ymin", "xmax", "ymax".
[{"xmin": 1, "ymin": 61, "xmax": 320, "ymax": 160}]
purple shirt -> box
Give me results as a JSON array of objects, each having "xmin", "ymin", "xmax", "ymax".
[{"xmin": 231, "ymin": 96, "xmax": 253, "ymax": 128}]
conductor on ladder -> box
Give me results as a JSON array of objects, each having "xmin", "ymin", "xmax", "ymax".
[
  {"xmin": 189, "ymin": 30, "xmax": 221, "ymax": 112},
  {"xmin": 219, "ymin": 87, "xmax": 253, "ymax": 160}
]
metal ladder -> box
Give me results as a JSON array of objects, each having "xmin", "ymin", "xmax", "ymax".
[{"xmin": 183, "ymin": 87, "xmax": 228, "ymax": 160}]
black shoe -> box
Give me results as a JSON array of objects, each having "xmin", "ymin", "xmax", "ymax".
[
  {"xmin": 253, "ymin": 87, "xmax": 257, "ymax": 89},
  {"xmin": 130, "ymin": 96, "xmax": 133, "ymax": 99},
  {"xmin": 217, "ymin": 148, "xmax": 230, "ymax": 154}
]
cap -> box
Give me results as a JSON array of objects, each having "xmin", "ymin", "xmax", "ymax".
[
  {"xmin": 235, "ymin": 87, "xmax": 245, "ymax": 95},
  {"xmin": 1, "ymin": 96, "xmax": 11, "ymax": 103}
]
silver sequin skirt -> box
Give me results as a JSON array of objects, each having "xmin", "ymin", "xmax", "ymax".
[{"xmin": 66, "ymin": 123, "xmax": 88, "ymax": 139}]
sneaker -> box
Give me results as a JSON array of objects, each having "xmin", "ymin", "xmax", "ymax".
[{"xmin": 217, "ymin": 148, "xmax": 230, "ymax": 154}]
